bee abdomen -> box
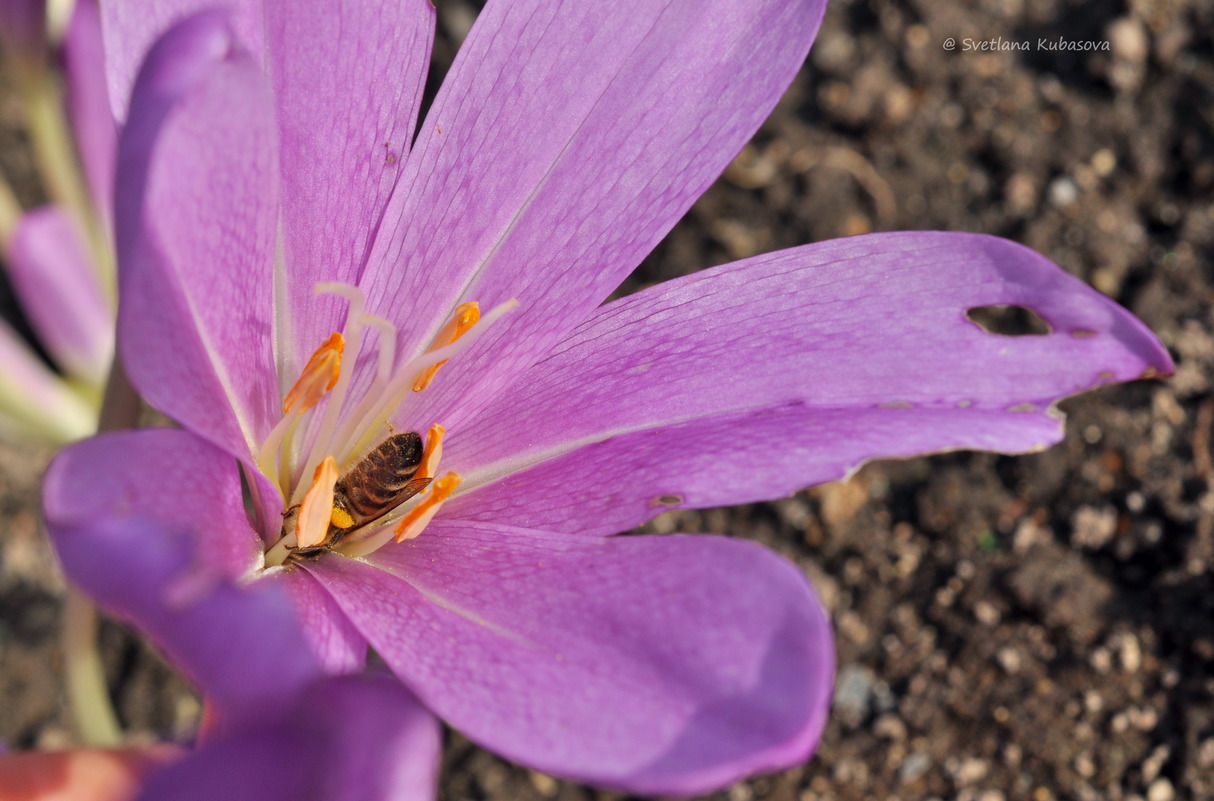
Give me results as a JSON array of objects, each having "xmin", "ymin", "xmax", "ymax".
[{"xmin": 334, "ymin": 432, "xmax": 425, "ymax": 522}]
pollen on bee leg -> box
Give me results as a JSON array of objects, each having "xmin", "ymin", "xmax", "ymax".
[
  {"xmin": 394, "ymin": 472, "xmax": 461, "ymax": 542},
  {"xmin": 283, "ymin": 332, "xmax": 345, "ymax": 414},
  {"xmin": 296, "ymin": 456, "xmax": 340, "ymax": 549},
  {"xmin": 412, "ymin": 302, "xmax": 480, "ymax": 392}
]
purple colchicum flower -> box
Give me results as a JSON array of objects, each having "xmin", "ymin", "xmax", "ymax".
[
  {"xmin": 49, "ymin": 512, "xmax": 440, "ymax": 801},
  {"xmin": 42, "ymin": 0, "xmax": 1172, "ymax": 796}
]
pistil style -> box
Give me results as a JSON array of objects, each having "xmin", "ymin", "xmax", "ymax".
[{"xmin": 259, "ymin": 286, "xmax": 515, "ymax": 568}]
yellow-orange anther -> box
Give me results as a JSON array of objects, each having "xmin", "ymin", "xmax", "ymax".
[
  {"xmin": 283, "ymin": 332, "xmax": 344, "ymax": 414},
  {"xmin": 418, "ymin": 423, "xmax": 446, "ymax": 479},
  {"xmin": 394, "ymin": 472, "xmax": 461, "ymax": 542},
  {"xmin": 296, "ymin": 456, "xmax": 339, "ymax": 548},
  {"xmin": 412, "ymin": 302, "xmax": 480, "ymax": 392}
]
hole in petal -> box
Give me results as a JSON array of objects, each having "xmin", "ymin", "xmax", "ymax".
[
  {"xmin": 966, "ymin": 305, "xmax": 1051, "ymax": 336},
  {"xmin": 651, "ymin": 494, "xmax": 683, "ymax": 508}
]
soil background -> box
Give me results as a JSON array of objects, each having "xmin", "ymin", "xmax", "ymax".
[{"xmin": 1, "ymin": 1, "xmax": 1212, "ymax": 800}]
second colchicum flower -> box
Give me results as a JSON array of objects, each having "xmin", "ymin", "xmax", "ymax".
[{"xmin": 44, "ymin": 0, "xmax": 1172, "ymax": 795}]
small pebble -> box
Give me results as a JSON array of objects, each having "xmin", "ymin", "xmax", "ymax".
[
  {"xmin": 1048, "ymin": 176, "xmax": 1079, "ymax": 208},
  {"xmin": 952, "ymin": 757, "xmax": 989, "ymax": 784},
  {"xmin": 1116, "ymin": 632, "xmax": 1143, "ymax": 672},
  {"xmin": 1090, "ymin": 647, "xmax": 1113, "ymax": 673},
  {"xmin": 975, "ymin": 601, "xmax": 1000, "ymax": 626},
  {"xmin": 1146, "ymin": 778, "xmax": 1174, "ymax": 801},
  {"xmin": 1128, "ymin": 705, "xmax": 1159, "ymax": 731},
  {"xmin": 1091, "ymin": 148, "xmax": 1117, "ymax": 177},
  {"xmin": 874, "ymin": 713, "xmax": 908, "ymax": 741},
  {"xmin": 834, "ymin": 664, "xmax": 876, "ymax": 722},
  {"xmin": 527, "ymin": 771, "xmax": 557, "ymax": 797},
  {"xmin": 899, "ymin": 751, "xmax": 931, "ymax": 782},
  {"xmin": 1108, "ymin": 16, "xmax": 1148, "ymax": 65},
  {"xmin": 728, "ymin": 783, "xmax": 755, "ymax": 801},
  {"xmin": 997, "ymin": 646, "xmax": 1022, "ymax": 674}
]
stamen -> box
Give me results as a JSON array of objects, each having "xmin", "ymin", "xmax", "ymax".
[
  {"xmin": 283, "ymin": 332, "xmax": 344, "ymax": 414},
  {"xmin": 293, "ymin": 285, "xmax": 371, "ymax": 501},
  {"xmin": 412, "ymin": 302, "xmax": 480, "ymax": 392},
  {"xmin": 257, "ymin": 332, "xmax": 343, "ymax": 490},
  {"xmin": 418, "ymin": 424, "xmax": 446, "ymax": 478},
  {"xmin": 394, "ymin": 472, "xmax": 461, "ymax": 542},
  {"xmin": 339, "ymin": 299, "xmax": 517, "ymax": 456},
  {"xmin": 296, "ymin": 456, "xmax": 339, "ymax": 549}
]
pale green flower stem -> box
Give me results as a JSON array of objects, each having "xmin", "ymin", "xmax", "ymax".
[
  {"xmin": 0, "ymin": 171, "xmax": 21, "ymax": 245},
  {"xmin": 4, "ymin": 31, "xmax": 130, "ymax": 746},
  {"xmin": 62, "ymin": 588, "xmax": 121, "ymax": 745},
  {"xmin": 61, "ymin": 360, "xmax": 141, "ymax": 746}
]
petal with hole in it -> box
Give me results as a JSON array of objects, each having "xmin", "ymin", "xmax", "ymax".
[{"xmin": 441, "ymin": 231, "xmax": 1173, "ymax": 535}]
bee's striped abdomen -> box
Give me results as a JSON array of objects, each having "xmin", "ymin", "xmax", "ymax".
[{"xmin": 333, "ymin": 432, "xmax": 426, "ymax": 526}]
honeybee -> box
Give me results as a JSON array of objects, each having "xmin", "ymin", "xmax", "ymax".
[{"xmin": 286, "ymin": 432, "xmax": 431, "ymax": 560}]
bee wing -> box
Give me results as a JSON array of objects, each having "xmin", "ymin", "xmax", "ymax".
[
  {"xmin": 363, "ymin": 476, "xmax": 434, "ymax": 531},
  {"xmin": 394, "ymin": 476, "xmax": 433, "ymax": 505}
]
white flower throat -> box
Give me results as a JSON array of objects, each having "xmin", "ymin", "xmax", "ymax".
[{"xmin": 260, "ymin": 282, "xmax": 516, "ymax": 567}]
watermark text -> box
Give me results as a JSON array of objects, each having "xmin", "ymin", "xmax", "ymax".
[{"xmin": 942, "ymin": 36, "xmax": 1110, "ymax": 52}]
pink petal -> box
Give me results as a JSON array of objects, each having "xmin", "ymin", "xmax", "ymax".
[
  {"xmin": 100, "ymin": 0, "xmax": 264, "ymax": 122},
  {"xmin": 269, "ymin": 568, "xmax": 369, "ymax": 675},
  {"xmin": 308, "ymin": 522, "xmax": 834, "ymax": 796},
  {"xmin": 444, "ymin": 232, "xmax": 1174, "ymax": 535},
  {"xmin": 134, "ymin": 674, "xmax": 441, "ymax": 801},
  {"xmin": 63, "ymin": 0, "xmax": 117, "ymax": 226},
  {"xmin": 265, "ymin": 0, "xmax": 435, "ymax": 375},
  {"xmin": 44, "ymin": 450, "xmax": 318, "ymax": 721},
  {"xmin": 115, "ymin": 12, "xmax": 279, "ymax": 457},
  {"xmin": 0, "ymin": 318, "xmax": 93, "ymax": 442},
  {"xmin": 42, "ymin": 429, "xmax": 262, "ymax": 579},
  {"xmin": 6, "ymin": 206, "xmax": 112, "ymax": 384},
  {"xmin": 0, "ymin": 0, "xmax": 44, "ymax": 59},
  {"xmin": 359, "ymin": 0, "xmax": 826, "ymax": 432}
]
